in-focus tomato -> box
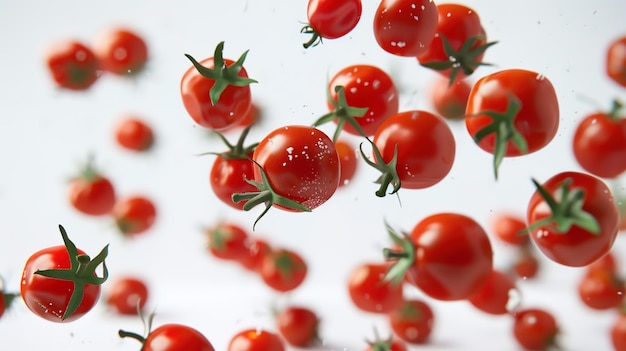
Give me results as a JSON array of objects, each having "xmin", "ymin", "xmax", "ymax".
[
  {"xmin": 120, "ymin": 322, "xmax": 215, "ymax": 351},
  {"xmin": 20, "ymin": 225, "xmax": 108, "ymax": 322},
  {"xmin": 388, "ymin": 298, "xmax": 434, "ymax": 344},
  {"xmin": 373, "ymin": 0, "xmax": 438, "ymax": 57},
  {"xmin": 260, "ymin": 249, "xmax": 307, "ymax": 292},
  {"xmin": 112, "ymin": 195, "xmax": 157, "ymax": 236},
  {"xmin": 302, "ymin": 0, "xmax": 362, "ymax": 48},
  {"xmin": 68, "ymin": 156, "xmax": 116, "ymax": 216},
  {"xmin": 469, "ymin": 269, "xmax": 517, "ymax": 315},
  {"xmin": 335, "ymin": 139, "xmax": 358, "ymax": 187},
  {"xmin": 429, "ymin": 76, "xmax": 472, "ymax": 120},
  {"xmin": 205, "ymin": 222, "xmax": 249, "ymax": 260},
  {"xmin": 228, "ymin": 328, "xmax": 285, "ymax": 351},
  {"xmin": 114, "ymin": 116, "xmax": 154, "ymax": 152},
  {"xmin": 276, "ymin": 305, "xmax": 320, "ymax": 347},
  {"xmin": 606, "ymin": 35, "xmax": 626, "ymax": 88},
  {"xmin": 512, "ymin": 308, "xmax": 559, "ymax": 351},
  {"xmin": 347, "ymin": 262, "xmax": 403, "ymax": 313},
  {"xmin": 45, "ymin": 40, "xmax": 100, "ymax": 90},
  {"xmin": 526, "ymin": 171, "xmax": 619, "ymax": 267},
  {"xmin": 106, "ymin": 276, "xmax": 149, "ymax": 315},
  {"xmin": 93, "ymin": 27, "xmax": 148, "ymax": 76}
]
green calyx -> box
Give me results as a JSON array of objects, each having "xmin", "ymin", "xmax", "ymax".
[
  {"xmin": 607, "ymin": 98, "xmax": 625, "ymax": 121},
  {"xmin": 420, "ymin": 34, "xmax": 498, "ymax": 85},
  {"xmin": 381, "ymin": 222, "xmax": 415, "ymax": 286},
  {"xmin": 359, "ymin": 140, "xmax": 401, "ymax": 198},
  {"xmin": 198, "ymin": 125, "xmax": 259, "ymax": 160},
  {"xmin": 231, "ymin": 161, "xmax": 311, "ymax": 230},
  {"xmin": 301, "ymin": 24, "xmax": 323, "ymax": 49},
  {"xmin": 469, "ymin": 93, "xmax": 525, "ymax": 180},
  {"xmin": 312, "ymin": 85, "xmax": 369, "ymax": 142},
  {"xmin": 34, "ymin": 225, "xmax": 109, "ymax": 321},
  {"xmin": 366, "ymin": 328, "xmax": 396, "ymax": 351},
  {"xmin": 118, "ymin": 308, "xmax": 156, "ymax": 345},
  {"xmin": 526, "ymin": 177, "xmax": 601, "ymax": 235},
  {"xmin": 184, "ymin": 41, "xmax": 257, "ymax": 106}
]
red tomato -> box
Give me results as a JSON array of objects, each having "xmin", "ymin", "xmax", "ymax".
[
  {"xmin": 385, "ymin": 213, "xmax": 493, "ymax": 301},
  {"xmin": 585, "ymin": 251, "xmax": 618, "ymax": 275},
  {"xmin": 228, "ymin": 329, "xmax": 285, "ymax": 351},
  {"xmin": 221, "ymin": 102, "xmax": 262, "ymax": 133},
  {"xmin": 106, "ymin": 276, "xmax": 149, "ymax": 315},
  {"xmin": 373, "ymin": 0, "xmax": 438, "ymax": 57},
  {"xmin": 577, "ymin": 269, "xmax": 625, "ymax": 310},
  {"xmin": 469, "ymin": 269, "xmax": 517, "ymax": 315},
  {"xmin": 93, "ymin": 27, "xmax": 148, "ymax": 76},
  {"xmin": 302, "ymin": 0, "xmax": 362, "ymax": 48},
  {"xmin": 181, "ymin": 42, "xmax": 256, "ymax": 130},
  {"xmin": 20, "ymin": 225, "xmax": 108, "ymax": 322},
  {"xmin": 606, "ymin": 36, "xmax": 626, "ymax": 88},
  {"xmin": 323, "ymin": 64, "xmax": 399, "ymax": 137},
  {"xmin": 260, "ymin": 249, "xmax": 307, "ymax": 292},
  {"xmin": 114, "ymin": 116, "xmax": 154, "ymax": 152},
  {"xmin": 335, "ymin": 139, "xmax": 358, "ymax": 187},
  {"xmin": 417, "ymin": 4, "xmax": 493, "ymax": 83},
  {"xmin": 572, "ymin": 101, "xmax": 626, "ymax": 179},
  {"xmin": 512, "ymin": 308, "xmax": 559, "ymax": 351},
  {"xmin": 388, "ymin": 299, "xmax": 434, "ymax": 344},
  {"xmin": 365, "ymin": 334, "xmax": 408, "ymax": 351},
  {"xmin": 612, "ymin": 313, "xmax": 626, "ymax": 351},
  {"xmin": 526, "ymin": 171, "xmax": 619, "ymax": 267},
  {"xmin": 347, "ymin": 262, "xmax": 403, "ymax": 313},
  {"xmin": 120, "ymin": 323, "xmax": 215, "ymax": 351},
  {"xmin": 367, "ymin": 110, "xmax": 455, "ymax": 196},
  {"xmin": 205, "ymin": 222, "xmax": 249, "ymax": 260},
  {"xmin": 112, "ymin": 195, "xmax": 157, "ymax": 235},
  {"xmin": 429, "ymin": 76, "xmax": 472, "ymax": 120},
  {"xmin": 68, "ymin": 158, "xmax": 116, "ymax": 216},
  {"xmin": 512, "ymin": 248, "xmax": 540, "ymax": 280},
  {"xmin": 276, "ymin": 305, "xmax": 320, "ymax": 347},
  {"xmin": 465, "ymin": 69, "xmax": 559, "ymax": 179},
  {"xmin": 45, "ymin": 40, "xmax": 100, "ymax": 90},
  {"xmin": 238, "ymin": 238, "xmax": 273, "ymax": 272},
  {"xmin": 489, "ymin": 212, "xmax": 530, "ymax": 246}
]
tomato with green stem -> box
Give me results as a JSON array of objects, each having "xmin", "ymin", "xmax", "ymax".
[
  {"xmin": 120, "ymin": 313, "xmax": 215, "ymax": 351},
  {"xmin": 526, "ymin": 171, "xmax": 619, "ymax": 267},
  {"xmin": 20, "ymin": 225, "xmax": 108, "ymax": 322},
  {"xmin": 45, "ymin": 39, "xmax": 100, "ymax": 90},
  {"xmin": 227, "ymin": 328, "xmax": 285, "ymax": 351},
  {"xmin": 205, "ymin": 222, "xmax": 249, "ymax": 261},
  {"xmin": 114, "ymin": 116, "xmax": 154, "ymax": 152},
  {"xmin": 106, "ymin": 276, "xmax": 149, "ymax": 315},
  {"xmin": 260, "ymin": 249, "xmax": 307, "ymax": 293},
  {"xmin": 68, "ymin": 155, "xmax": 116, "ymax": 216},
  {"xmin": 429, "ymin": 76, "xmax": 472, "ymax": 120},
  {"xmin": 112, "ymin": 195, "xmax": 157, "ymax": 236},
  {"xmin": 181, "ymin": 41, "xmax": 257, "ymax": 130},
  {"xmin": 365, "ymin": 330, "xmax": 407, "ymax": 351},
  {"xmin": 276, "ymin": 305, "xmax": 320, "ymax": 347},
  {"xmin": 347, "ymin": 262, "xmax": 403, "ymax": 313},
  {"xmin": 465, "ymin": 69, "xmax": 560, "ymax": 179},
  {"xmin": 469, "ymin": 269, "xmax": 518, "ymax": 315},
  {"xmin": 388, "ymin": 298, "xmax": 434, "ymax": 344},
  {"xmin": 607, "ymin": 35, "xmax": 626, "ymax": 88},
  {"xmin": 512, "ymin": 308, "xmax": 559, "ymax": 351},
  {"xmin": 93, "ymin": 27, "xmax": 148, "ymax": 76},
  {"xmin": 301, "ymin": 0, "xmax": 362, "ymax": 48},
  {"xmin": 512, "ymin": 247, "xmax": 540, "ymax": 280}
]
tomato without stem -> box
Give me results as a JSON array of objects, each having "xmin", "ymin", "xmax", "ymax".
[
  {"xmin": 120, "ymin": 322, "xmax": 215, "ymax": 351},
  {"xmin": 512, "ymin": 248, "xmax": 540, "ymax": 280},
  {"xmin": 512, "ymin": 308, "xmax": 559, "ymax": 351},
  {"xmin": 577, "ymin": 268, "xmax": 625, "ymax": 310},
  {"xmin": 469, "ymin": 269, "xmax": 517, "ymax": 315},
  {"xmin": 490, "ymin": 212, "xmax": 530, "ymax": 246},
  {"xmin": 260, "ymin": 249, "xmax": 307, "ymax": 293},
  {"xmin": 106, "ymin": 276, "xmax": 149, "ymax": 315},
  {"xmin": 335, "ymin": 139, "xmax": 358, "ymax": 187},
  {"xmin": 68, "ymin": 156, "xmax": 116, "ymax": 216},
  {"xmin": 606, "ymin": 35, "xmax": 626, "ymax": 88},
  {"xmin": 228, "ymin": 329, "xmax": 285, "ymax": 351},
  {"xmin": 302, "ymin": 0, "xmax": 362, "ymax": 48},
  {"xmin": 388, "ymin": 298, "xmax": 434, "ymax": 344},
  {"xmin": 93, "ymin": 27, "xmax": 148, "ymax": 76},
  {"xmin": 114, "ymin": 116, "xmax": 154, "ymax": 152},
  {"xmin": 205, "ymin": 222, "xmax": 249, "ymax": 260},
  {"xmin": 276, "ymin": 305, "xmax": 320, "ymax": 347},
  {"xmin": 45, "ymin": 40, "xmax": 100, "ymax": 90},
  {"xmin": 347, "ymin": 262, "xmax": 403, "ymax": 313},
  {"xmin": 238, "ymin": 238, "xmax": 273, "ymax": 273},
  {"xmin": 612, "ymin": 313, "xmax": 626, "ymax": 351},
  {"xmin": 112, "ymin": 195, "xmax": 157, "ymax": 236},
  {"xmin": 429, "ymin": 76, "xmax": 472, "ymax": 120}
]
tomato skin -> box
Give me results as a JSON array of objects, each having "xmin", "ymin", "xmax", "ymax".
[
  {"xmin": 365, "ymin": 338, "xmax": 408, "ymax": 351},
  {"xmin": 606, "ymin": 36, "xmax": 626, "ymax": 88},
  {"xmin": 347, "ymin": 262, "xmax": 403, "ymax": 313},
  {"xmin": 45, "ymin": 40, "xmax": 100, "ymax": 90},
  {"xmin": 465, "ymin": 69, "xmax": 559, "ymax": 156},
  {"xmin": 513, "ymin": 249, "xmax": 540, "ymax": 280},
  {"xmin": 21, "ymin": 245, "xmax": 100, "ymax": 323},
  {"xmin": 106, "ymin": 276, "xmax": 149, "ymax": 315},
  {"xmin": 276, "ymin": 306, "xmax": 319, "ymax": 347},
  {"xmin": 68, "ymin": 174, "xmax": 116, "ymax": 216},
  {"xmin": 469, "ymin": 269, "xmax": 517, "ymax": 315},
  {"xmin": 335, "ymin": 139, "xmax": 358, "ymax": 187},
  {"xmin": 388, "ymin": 299, "xmax": 434, "ymax": 344},
  {"xmin": 572, "ymin": 111, "xmax": 626, "ymax": 179},
  {"xmin": 490, "ymin": 212, "xmax": 529, "ymax": 246},
  {"xmin": 112, "ymin": 195, "xmax": 157, "ymax": 235},
  {"xmin": 373, "ymin": 0, "xmax": 439, "ymax": 57},
  {"xmin": 114, "ymin": 117, "xmax": 154, "ymax": 152},
  {"xmin": 404, "ymin": 213, "xmax": 493, "ymax": 301},
  {"xmin": 260, "ymin": 249, "xmax": 307, "ymax": 292},
  {"xmin": 328, "ymin": 64, "xmax": 399, "ymax": 136},
  {"xmin": 143, "ymin": 324, "xmax": 215, "ymax": 351},
  {"xmin": 612, "ymin": 313, "xmax": 626, "ymax": 351},
  {"xmin": 180, "ymin": 57, "xmax": 252, "ymax": 130},
  {"xmin": 238, "ymin": 238, "xmax": 273, "ymax": 272},
  {"xmin": 228, "ymin": 329, "xmax": 285, "ymax": 351},
  {"xmin": 526, "ymin": 171, "xmax": 619, "ymax": 267},
  {"xmin": 430, "ymin": 76, "xmax": 472, "ymax": 120},
  {"xmin": 307, "ymin": 0, "xmax": 362, "ymax": 39},
  {"xmin": 93, "ymin": 27, "xmax": 148, "ymax": 76},
  {"xmin": 373, "ymin": 110, "xmax": 456, "ymax": 189},
  {"xmin": 512, "ymin": 308, "xmax": 559, "ymax": 351},
  {"xmin": 210, "ymin": 153, "xmax": 257, "ymax": 210},
  {"xmin": 577, "ymin": 269, "xmax": 625, "ymax": 310},
  {"xmin": 205, "ymin": 222, "xmax": 249, "ymax": 260},
  {"xmin": 252, "ymin": 125, "xmax": 340, "ymax": 211}
]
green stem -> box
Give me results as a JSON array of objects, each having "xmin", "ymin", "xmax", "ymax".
[
  {"xmin": 118, "ymin": 329, "xmax": 146, "ymax": 343},
  {"xmin": 312, "ymin": 85, "xmax": 369, "ymax": 142},
  {"xmin": 301, "ymin": 24, "xmax": 323, "ymax": 49},
  {"xmin": 359, "ymin": 140, "xmax": 401, "ymax": 197}
]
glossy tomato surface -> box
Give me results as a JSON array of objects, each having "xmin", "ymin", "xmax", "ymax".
[
  {"xmin": 306, "ymin": 0, "xmax": 362, "ymax": 39},
  {"xmin": 143, "ymin": 324, "xmax": 215, "ymax": 351},
  {"xmin": 93, "ymin": 27, "xmax": 148, "ymax": 75},
  {"xmin": 228, "ymin": 329, "xmax": 285, "ymax": 351}
]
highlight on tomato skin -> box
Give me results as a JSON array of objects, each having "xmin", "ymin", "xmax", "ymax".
[
  {"xmin": 114, "ymin": 116, "xmax": 155, "ymax": 152},
  {"xmin": 302, "ymin": 0, "xmax": 363, "ymax": 48},
  {"xmin": 512, "ymin": 308, "xmax": 560, "ymax": 351},
  {"xmin": 93, "ymin": 26, "xmax": 149, "ymax": 76},
  {"xmin": 227, "ymin": 328, "xmax": 285, "ymax": 351}
]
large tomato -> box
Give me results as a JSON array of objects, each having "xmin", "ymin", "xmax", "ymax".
[
  {"xmin": 606, "ymin": 35, "xmax": 626, "ymax": 88},
  {"xmin": 45, "ymin": 40, "xmax": 100, "ymax": 90},
  {"xmin": 465, "ymin": 69, "xmax": 559, "ymax": 179},
  {"xmin": 302, "ymin": 0, "xmax": 362, "ymax": 48},
  {"xmin": 526, "ymin": 171, "xmax": 619, "ymax": 267}
]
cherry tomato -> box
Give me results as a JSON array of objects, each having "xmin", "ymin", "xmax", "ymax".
[
  {"xmin": 347, "ymin": 262, "xmax": 403, "ymax": 313},
  {"xmin": 612, "ymin": 313, "xmax": 626, "ymax": 351},
  {"xmin": 365, "ymin": 333, "xmax": 407, "ymax": 351},
  {"xmin": 465, "ymin": 69, "xmax": 559, "ymax": 179},
  {"xmin": 227, "ymin": 329, "xmax": 285, "ymax": 351},
  {"xmin": 586, "ymin": 251, "xmax": 618, "ymax": 275},
  {"xmin": 93, "ymin": 27, "xmax": 148, "ymax": 76},
  {"xmin": 512, "ymin": 248, "xmax": 540, "ymax": 280},
  {"xmin": 205, "ymin": 222, "xmax": 249, "ymax": 260},
  {"xmin": 181, "ymin": 42, "xmax": 256, "ymax": 130},
  {"xmin": 577, "ymin": 268, "xmax": 625, "ymax": 310},
  {"xmin": 606, "ymin": 35, "xmax": 626, "ymax": 88},
  {"xmin": 120, "ymin": 323, "xmax": 215, "ymax": 351},
  {"xmin": 512, "ymin": 308, "xmax": 559, "ymax": 351},
  {"xmin": 221, "ymin": 102, "xmax": 262, "ymax": 133},
  {"xmin": 373, "ymin": 0, "xmax": 438, "ymax": 57},
  {"xmin": 260, "ymin": 249, "xmax": 307, "ymax": 292},
  {"xmin": 114, "ymin": 116, "xmax": 154, "ymax": 152},
  {"xmin": 302, "ymin": 0, "xmax": 362, "ymax": 48},
  {"xmin": 469, "ymin": 269, "xmax": 517, "ymax": 315},
  {"xmin": 106, "ymin": 276, "xmax": 149, "ymax": 315},
  {"xmin": 237, "ymin": 238, "xmax": 273, "ymax": 272},
  {"xmin": 45, "ymin": 40, "xmax": 100, "ymax": 90},
  {"xmin": 20, "ymin": 225, "xmax": 108, "ymax": 322},
  {"xmin": 276, "ymin": 305, "xmax": 320, "ymax": 347},
  {"xmin": 429, "ymin": 76, "xmax": 472, "ymax": 120},
  {"xmin": 490, "ymin": 212, "xmax": 529, "ymax": 246},
  {"xmin": 417, "ymin": 4, "xmax": 493, "ymax": 83},
  {"xmin": 68, "ymin": 157, "xmax": 116, "ymax": 216},
  {"xmin": 388, "ymin": 298, "xmax": 434, "ymax": 344},
  {"xmin": 112, "ymin": 195, "xmax": 157, "ymax": 236},
  {"xmin": 335, "ymin": 139, "xmax": 358, "ymax": 187},
  {"xmin": 385, "ymin": 213, "xmax": 493, "ymax": 301},
  {"xmin": 526, "ymin": 171, "xmax": 619, "ymax": 267},
  {"xmin": 572, "ymin": 100, "xmax": 626, "ymax": 179}
]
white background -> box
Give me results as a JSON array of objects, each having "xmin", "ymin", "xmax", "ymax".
[{"xmin": 1, "ymin": 0, "xmax": 625, "ymax": 350}]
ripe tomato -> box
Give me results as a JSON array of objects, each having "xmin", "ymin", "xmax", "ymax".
[
  {"xmin": 512, "ymin": 248, "xmax": 540, "ymax": 280},
  {"xmin": 606, "ymin": 35, "xmax": 626, "ymax": 88},
  {"xmin": 365, "ymin": 110, "xmax": 455, "ymax": 196},
  {"xmin": 429, "ymin": 76, "xmax": 472, "ymax": 120},
  {"xmin": 112, "ymin": 195, "xmax": 157, "ymax": 236},
  {"xmin": 114, "ymin": 116, "xmax": 154, "ymax": 152},
  {"xmin": 228, "ymin": 329, "xmax": 285, "ymax": 351},
  {"xmin": 181, "ymin": 42, "xmax": 256, "ymax": 130},
  {"xmin": 221, "ymin": 102, "xmax": 262, "ymax": 133},
  {"xmin": 385, "ymin": 213, "xmax": 493, "ymax": 301},
  {"xmin": 106, "ymin": 276, "xmax": 149, "ymax": 315},
  {"xmin": 526, "ymin": 171, "xmax": 619, "ymax": 267},
  {"xmin": 237, "ymin": 238, "xmax": 273, "ymax": 272},
  {"xmin": 417, "ymin": 3, "xmax": 494, "ymax": 83},
  {"xmin": 68, "ymin": 157, "xmax": 116, "ymax": 216},
  {"xmin": 465, "ymin": 69, "xmax": 559, "ymax": 179},
  {"xmin": 120, "ymin": 323, "xmax": 215, "ymax": 351},
  {"xmin": 365, "ymin": 333, "xmax": 407, "ymax": 351},
  {"xmin": 373, "ymin": 0, "xmax": 438, "ymax": 57},
  {"xmin": 388, "ymin": 298, "xmax": 434, "ymax": 344},
  {"xmin": 612, "ymin": 313, "xmax": 626, "ymax": 351},
  {"xmin": 572, "ymin": 100, "xmax": 626, "ymax": 179},
  {"xmin": 335, "ymin": 139, "xmax": 358, "ymax": 187},
  {"xmin": 45, "ymin": 40, "xmax": 100, "ymax": 90},
  {"xmin": 205, "ymin": 222, "xmax": 249, "ymax": 260},
  {"xmin": 469, "ymin": 269, "xmax": 517, "ymax": 315},
  {"xmin": 347, "ymin": 262, "xmax": 403, "ymax": 313},
  {"xmin": 93, "ymin": 27, "xmax": 148, "ymax": 76},
  {"xmin": 302, "ymin": 0, "xmax": 362, "ymax": 48},
  {"xmin": 260, "ymin": 249, "xmax": 307, "ymax": 292},
  {"xmin": 20, "ymin": 225, "xmax": 108, "ymax": 322},
  {"xmin": 489, "ymin": 212, "xmax": 529, "ymax": 246},
  {"xmin": 577, "ymin": 268, "xmax": 625, "ymax": 310},
  {"xmin": 276, "ymin": 305, "xmax": 320, "ymax": 347},
  {"xmin": 512, "ymin": 308, "xmax": 559, "ymax": 351}
]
